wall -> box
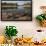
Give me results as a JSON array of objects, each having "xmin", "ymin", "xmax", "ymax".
[{"xmin": 0, "ymin": 0, "xmax": 46, "ymax": 42}]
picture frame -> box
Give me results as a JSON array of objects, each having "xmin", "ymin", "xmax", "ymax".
[{"xmin": 1, "ymin": 0, "xmax": 32, "ymax": 21}]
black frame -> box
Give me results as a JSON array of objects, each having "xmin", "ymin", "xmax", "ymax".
[{"xmin": 1, "ymin": 0, "xmax": 32, "ymax": 21}]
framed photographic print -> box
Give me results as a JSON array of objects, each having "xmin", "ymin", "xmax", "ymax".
[{"xmin": 1, "ymin": 0, "xmax": 32, "ymax": 21}]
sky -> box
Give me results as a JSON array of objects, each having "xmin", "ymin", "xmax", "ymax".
[{"xmin": 2, "ymin": 1, "xmax": 31, "ymax": 5}]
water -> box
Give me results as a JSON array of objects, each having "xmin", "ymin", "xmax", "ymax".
[{"xmin": 2, "ymin": 6, "xmax": 31, "ymax": 15}]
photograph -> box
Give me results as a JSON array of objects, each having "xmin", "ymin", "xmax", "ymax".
[{"xmin": 1, "ymin": 0, "xmax": 32, "ymax": 21}]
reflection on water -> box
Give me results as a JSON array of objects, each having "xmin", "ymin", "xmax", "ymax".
[
  {"xmin": 2, "ymin": 6, "xmax": 31, "ymax": 14},
  {"xmin": 18, "ymin": 6, "xmax": 24, "ymax": 8}
]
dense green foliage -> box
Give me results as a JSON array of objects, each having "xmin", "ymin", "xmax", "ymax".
[
  {"xmin": 36, "ymin": 14, "xmax": 46, "ymax": 21},
  {"xmin": 5, "ymin": 26, "xmax": 18, "ymax": 38}
]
